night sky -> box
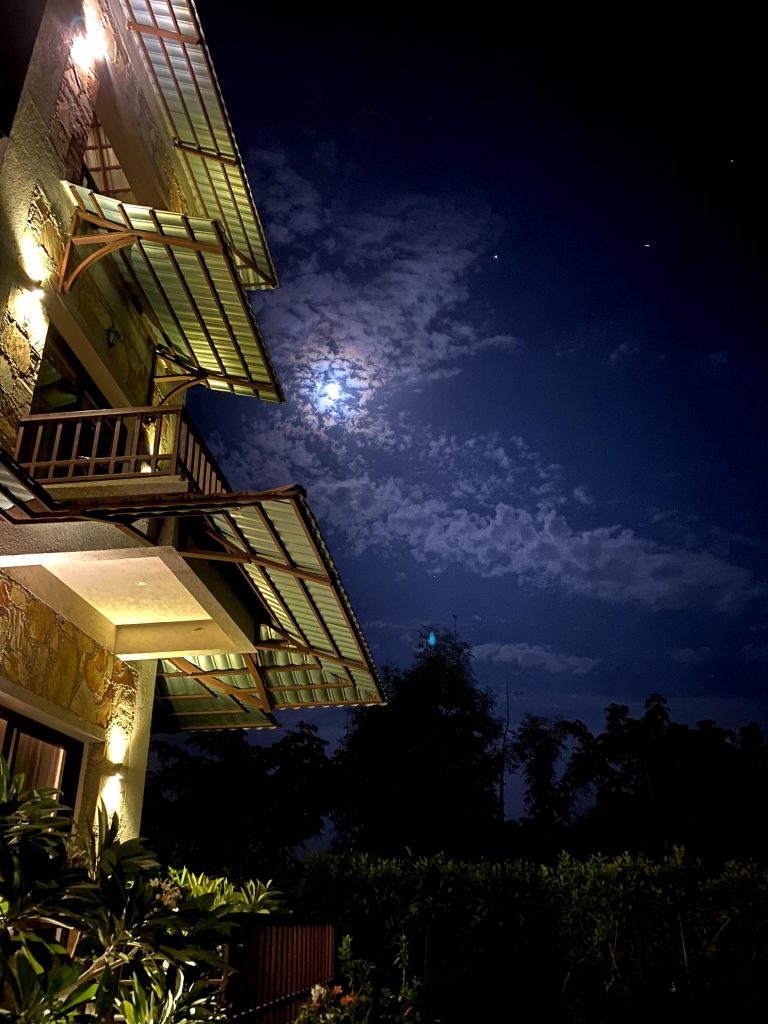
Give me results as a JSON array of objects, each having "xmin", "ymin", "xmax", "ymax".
[{"xmin": 189, "ymin": 7, "xmax": 766, "ymax": 739}]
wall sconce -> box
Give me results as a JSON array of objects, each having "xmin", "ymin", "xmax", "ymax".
[
  {"xmin": 100, "ymin": 770, "xmax": 124, "ymax": 818},
  {"xmin": 106, "ymin": 327, "xmax": 120, "ymax": 348},
  {"xmin": 71, "ymin": 3, "xmax": 108, "ymax": 71},
  {"xmin": 105, "ymin": 723, "xmax": 129, "ymax": 766},
  {"xmin": 19, "ymin": 234, "xmax": 48, "ymax": 287}
]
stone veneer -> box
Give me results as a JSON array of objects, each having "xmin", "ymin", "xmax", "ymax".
[
  {"xmin": 0, "ymin": 570, "xmax": 137, "ymax": 735},
  {"xmin": 0, "ymin": 188, "xmax": 60, "ymax": 451}
]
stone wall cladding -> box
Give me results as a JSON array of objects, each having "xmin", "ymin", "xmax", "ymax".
[
  {"xmin": 0, "ymin": 570, "xmax": 138, "ymax": 733},
  {"xmin": 49, "ymin": 55, "xmax": 99, "ymax": 181},
  {"xmin": 0, "ymin": 188, "xmax": 61, "ymax": 450}
]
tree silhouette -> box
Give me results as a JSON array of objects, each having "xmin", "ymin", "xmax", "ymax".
[
  {"xmin": 510, "ymin": 696, "xmax": 768, "ymax": 861},
  {"xmin": 331, "ymin": 630, "xmax": 503, "ymax": 856},
  {"xmin": 142, "ymin": 722, "xmax": 331, "ymax": 879}
]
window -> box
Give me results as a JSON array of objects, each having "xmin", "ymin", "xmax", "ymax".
[
  {"xmin": 31, "ymin": 326, "xmax": 109, "ymax": 414},
  {"xmin": 0, "ymin": 707, "xmax": 83, "ymax": 807}
]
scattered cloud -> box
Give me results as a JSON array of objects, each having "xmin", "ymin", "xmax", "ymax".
[
  {"xmin": 248, "ymin": 146, "xmax": 519, "ymax": 423},
  {"xmin": 608, "ymin": 340, "xmax": 642, "ymax": 365},
  {"xmin": 573, "ymin": 485, "xmax": 594, "ymax": 506},
  {"xmin": 212, "ymin": 147, "xmax": 765, "ymax": 621},
  {"xmin": 474, "ymin": 642, "xmax": 600, "ymax": 675}
]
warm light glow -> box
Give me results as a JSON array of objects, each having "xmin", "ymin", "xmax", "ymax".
[
  {"xmin": 100, "ymin": 772, "xmax": 123, "ymax": 818},
  {"xmin": 105, "ymin": 723, "xmax": 129, "ymax": 765},
  {"xmin": 11, "ymin": 287, "xmax": 48, "ymax": 352},
  {"xmin": 20, "ymin": 234, "xmax": 48, "ymax": 284},
  {"xmin": 71, "ymin": 4, "xmax": 108, "ymax": 71}
]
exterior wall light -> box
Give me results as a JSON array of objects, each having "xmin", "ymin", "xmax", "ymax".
[
  {"xmin": 11, "ymin": 286, "xmax": 48, "ymax": 353},
  {"xmin": 100, "ymin": 722, "xmax": 130, "ymax": 821},
  {"xmin": 105, "ymin": 722, "xmax": 129, "ymax": 766},
  {"xmin": 100, "ymin": 770, "xmax": 124, "ymax": 819},
  {"xmin": 71, "ymin": 3, "xmax": 108, "ymax": 71},
  {"xmin": 19, "ymin": 234, "xmax": 48, "ymax": 286},
  {"xmin": 106, "ymin": 327, "xmax": 120, "ymax": 348}
]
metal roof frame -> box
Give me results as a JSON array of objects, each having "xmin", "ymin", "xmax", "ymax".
[
  {"xmin": 122, "ymin": 0, "xmax": 278, "ymax": 290},
  {"xmin": 59, "ymin": 184, "xmax": 284, "ymax": 402},
  {"xmin": 155, "ymin": 653, "xmax": 278, "ymax": 730},
  {"xmin": 0, "ymin": 450, "xmax": 65, "ymax": 523},
  {"xmin": 84, "ymin": 486, "xmax": 381, "ymax": 717},
  {"xmin": 0, "ymin": 471, "xmax": 383, "ymax": 726}
]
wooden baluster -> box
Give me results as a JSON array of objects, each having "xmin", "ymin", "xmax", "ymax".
[
  {"xmin": 108, "ymin": 414, "xmax": 122, "ymax": 476},
  {"xmin": 51, "ymin": 422, "xmax": 64, "ymax": 481},
  {"xmin": 127, "ymin": 414, "xmax": 140, "ymax": 474},
  {"xmin": 69, "ymin": 419, "xmax": 83, "ymax": 479}
]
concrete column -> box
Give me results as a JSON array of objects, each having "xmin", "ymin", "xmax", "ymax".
[
  {"xmin": 84, "ymin": 657, "xmax": 156, "ymax": 840},
  {"xmin": 120, "ymin": 658, "xmax": 156, "ymax": 838}
]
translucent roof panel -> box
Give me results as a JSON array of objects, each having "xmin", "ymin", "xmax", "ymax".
[
  {"xmin": 122, "ymin": 0, "xmax": 278, "ymax": 290},
  {"xmin": 61, "ymin": 184, "xmax": 284, "ymax": 401},
  {"xmin": 212, "ymin": 488, "xmax": 382, "ymax": 711},
  {"xmin": 61, "ymin": 485, "xmax": 384, "ymax": 725},
  {"xmin": 155, "ymin": 653, "xmax": 277, "ymax": 731}
]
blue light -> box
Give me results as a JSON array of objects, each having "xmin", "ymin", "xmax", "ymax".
[{"xmin": 427, "ymin": 630, "xmax": 437, "ymax": 647}]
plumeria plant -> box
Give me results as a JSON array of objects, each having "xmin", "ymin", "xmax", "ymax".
[{"xmin": 0, "ymin": 757, "xmax": 276, "ymax": 1023}]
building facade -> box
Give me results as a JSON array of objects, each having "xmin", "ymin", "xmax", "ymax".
[{"xmin": 0, "ymin": 0, "xmax": 381, "ymax": 836}]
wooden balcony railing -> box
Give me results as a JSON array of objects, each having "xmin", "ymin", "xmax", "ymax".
[{"xmin": 14, "ymin": 406, "xmax": 229, "ymax": 495}]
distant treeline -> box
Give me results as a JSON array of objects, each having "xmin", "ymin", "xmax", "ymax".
[
  {"xmin": 504, "ymin": 692, "xmax": 768, "ymax": 862},
  {"xmin": 144, "ymin": 633, "xmax": 768, "ymax": 870}
]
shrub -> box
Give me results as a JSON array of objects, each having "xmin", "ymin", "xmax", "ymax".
[{"xmin": 0, "ymin": 757, "xmax": 274, "ymax": 1022}]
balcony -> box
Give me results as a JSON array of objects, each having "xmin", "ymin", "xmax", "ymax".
[{"xmin": 14, "ymin": 406, "xmax": 228, "ymax": 498}]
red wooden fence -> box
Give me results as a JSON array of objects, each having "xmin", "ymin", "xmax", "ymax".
[{"xmin": 227, "ymin": 919, "xmax": 335, "ymax": 1024}]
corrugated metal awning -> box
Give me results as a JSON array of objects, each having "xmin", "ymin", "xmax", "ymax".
[
  {"xmin": 208, "ymin": 490, "xmax": 381, "ymax": 711},
  {"xmin": 0, "ymin": 450, "xmax": 61, "ymax": 523},
  {"xmin": 59, "ymin": 184, "xmax": 284, "ymax": 401},
  {"xmin": 155, "ymin": 653, "xmax": 277, "ymax": 730},
  {"xmin": 185, "ymin": 488, "xmax": 382, "ymax": 722},
  {"xmin": 1, "ymin": 475, "xmax": 383, "ymax": 727},
  {"xmin": 65, "ymin": 484, "xmax": 383, "ymax": 725},
  {"xmin": 122, "ymin": 0, "xmax": 278, "ymax": 290}
]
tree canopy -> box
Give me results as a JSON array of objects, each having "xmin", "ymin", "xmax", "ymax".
[
  {"xmin": 142, "ymin": 722, "xmax": 331, "ymax": 880},
  {"xmin": 331, "ymin": 630, "xmax": 504, "ymax": 856},
  {"xmin": 509, "ymin": 694, "xmax": 768, "ymax": 861},
  {"xmin": 141, "ymin": 636, "xmax": 768, "ymax": 870}
]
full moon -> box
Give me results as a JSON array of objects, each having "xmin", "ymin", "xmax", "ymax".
[{"xmin": 325, "ymin": 381, "xmax": 341, "ymax": 400}]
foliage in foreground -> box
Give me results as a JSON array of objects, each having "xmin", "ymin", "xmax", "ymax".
[
  {"xmin": 295, "ymin": 935, "xmax": 420, "ymax": 1024},
  {"xmin": 292, "ymin": 849, "xmax": 768, "ymax": 1023},
  {"xmin": 0, "ymin": 758, "xmax": 277, "ymax": 1023}
]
